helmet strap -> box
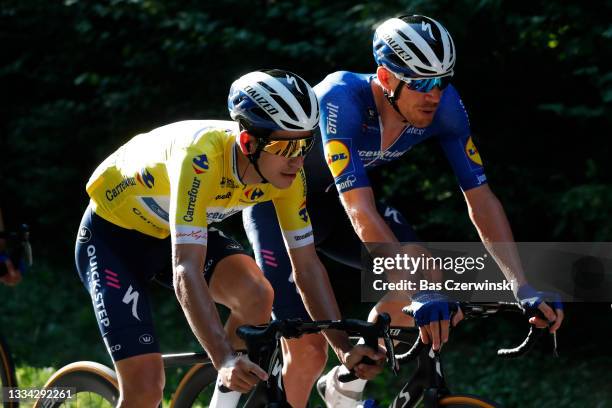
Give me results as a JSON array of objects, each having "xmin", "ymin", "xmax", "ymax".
[
  {"xmin": 238, "ymin": 129, "xmax": 269, "ymax": 184},
  {"xmin": 248, "ymin": 154, "xmax": 268, "ymax": 184},
  {"xmin": 383, "ymin": 81, "xmax": 409, "ymax": 123},
  {"xmin": 247, "ymin": 141, "xmax": 269, "ymax": 184}
]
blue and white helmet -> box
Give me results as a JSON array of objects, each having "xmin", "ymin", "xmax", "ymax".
[
  {"xmin": 228, "ymin": 69, "xmax": 320, "ymax": 132},
  {"xmin": 373, "ymin": 15, "xmax": 456, "ymax": 79}
]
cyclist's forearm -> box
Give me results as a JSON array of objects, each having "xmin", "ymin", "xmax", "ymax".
[
  {"xmin": 174, "ymin": 263, "xmax": 234, "ymax": 369},
  {"xmin": 467, "ymin": 193, "xmax": 527, "ymax": 287},
  {"xmin": 344, "ymin": 204, "xmax": 398, "ymax": 244}
]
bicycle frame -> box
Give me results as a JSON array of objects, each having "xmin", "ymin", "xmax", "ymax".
[
  {"xmin": 162, "ymin": 341, "xmax": 289, "ymax": 407},
  {"xmin": 388, "ymin": 331, "xmax": 449, "ymax": 408}
]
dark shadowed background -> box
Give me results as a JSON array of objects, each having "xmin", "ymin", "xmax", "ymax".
[{"xmin": 1, "ymin": 1, "xmax": 611, "ymax": 406}]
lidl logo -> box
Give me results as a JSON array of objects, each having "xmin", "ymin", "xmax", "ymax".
[
  {"xmin": 136, "ymin": 169, "xmax": 155, "ymax": 189},
  {"xmin": 325, "ymin": 140, "xmax": 350, "ymax": 177},
  {"xmin": 298, "ymin": 200, "xmax": 308, "ymax": 223},
  {"xmin": 244, "ymin": 187, "xmax": 264, "ymax": 201},
  {"xmin": 192, "ymin": 154, "xmax": 209, "ymax": 174},
  {"xmin": 465, "ymin": 136, "xmax": 482, "ymax": 166}
]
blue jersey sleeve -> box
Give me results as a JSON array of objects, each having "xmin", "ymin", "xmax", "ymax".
[
  {"xmin": 434, "ymin": 86, "xmax": 487, "ymax": 191},
  {"xmin": 316, "ymin": 72, "xmax": 370, "ymax": 194}
]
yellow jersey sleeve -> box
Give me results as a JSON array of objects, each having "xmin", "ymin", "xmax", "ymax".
[
  {"xmin": 272, "ymin": 168, "xmax": 314, "ymax": 249},
  {"xmin": 167, "ymin": 144, "xmax": 220, "ymax": 246}
]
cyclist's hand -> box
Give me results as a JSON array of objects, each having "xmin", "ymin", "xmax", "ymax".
[
  {"xmin": 409, "ymin": 291, "xmax": 462, "ymax": 351},
  {"xmin": 0, "ymin": 257, "xmax": 22, "ymax": 286},
  {"xmin": 343, "ymin": 344, "xmax": 386, "ymax": 380},
  {"xmin": 218, "ymin": 354, "xmax": 268, "ymax": 393},
  {"xmin": 516, "ymin": 284, "xmax": 564, "ymax": 333}
]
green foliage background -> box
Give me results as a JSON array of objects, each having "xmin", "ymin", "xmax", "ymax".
[{"xmin": 1, "ymin": 0, "xmax": 611, "ymax": 406}]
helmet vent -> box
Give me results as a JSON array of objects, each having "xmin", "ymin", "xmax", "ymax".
[
  {"xmin": 271, "ymin": 94, "xmax": 298, "ymax": 121},
  {"xmin": 280, "ymin": 120, "xmax": 302, "ymax": 130}
]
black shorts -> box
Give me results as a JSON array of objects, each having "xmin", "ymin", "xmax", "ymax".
[{"xmin": 74, "ymin": 205, "xmax": 247, "ymax": 361}]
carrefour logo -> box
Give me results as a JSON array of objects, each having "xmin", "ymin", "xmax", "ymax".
[
  {"xmin": 465, "ymin": 136, "xmax": 483, "ymax": 166},
  {"xmin": 244, "ymin": 188, "xmax": 264, "ymax": 201},
  {"xmin": 136, "ymin": 168, "xmax": 155, "ymax": 189},
  {"xmin": 192, "ymin": 154, "xmax": 209, "ymax": 174},
  {"xmin": 325, "ymin": 140, "xmax": 350, "ymax": 177},
  {"xmin": 298, "ymin": 200, "xmax": 308, "ymax": 223}
]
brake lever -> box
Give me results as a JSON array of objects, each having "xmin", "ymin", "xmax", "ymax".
[{"xmin": 383, "ymin": 330, "xmax": 399, "ymax": 375}]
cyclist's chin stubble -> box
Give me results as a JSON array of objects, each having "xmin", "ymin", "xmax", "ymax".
[{"xmin": 403, "ymin": 107, "xmax": 435, "ymax": 128}]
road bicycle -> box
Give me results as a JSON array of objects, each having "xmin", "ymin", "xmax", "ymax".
[
  {"xmin": 34, "ymin": 301, "xmax": 550, "ymax": 407},
  {"xmin": 34, "ymin": 315, "xmax": 391, "ymax": 407},
  {"xmin": 0, "ymin": 225, "xmax": 32, "ymax": 408}
]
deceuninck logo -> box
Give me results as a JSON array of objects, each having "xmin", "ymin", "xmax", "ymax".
[
  {"xmin": 465, "ymin": 136, "xmax": 483, "ymax": 166},
  {"xmin": 325, "ymin": 140, "xmax": 350, "ymax": 177}
]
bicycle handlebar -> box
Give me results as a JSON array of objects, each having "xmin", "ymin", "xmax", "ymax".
[
  {"xmin": 398, "ymin": 301, "xmax": 550, "ymax": 363},
  {"xmin": 237, "ymin": 314, "xmax": 394, "ymax": 383},
  {"xmin": 236, "ymin": 314, "xmax": 391, "ymax": 346},
  {"xmin": 234, "ymin": 302, "xmax": 550, "ymax": 388}
]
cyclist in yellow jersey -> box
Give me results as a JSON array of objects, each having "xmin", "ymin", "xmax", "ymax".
[{"xmin": 75, "ymin": 69, "xmax": 384, "ymax": 408}]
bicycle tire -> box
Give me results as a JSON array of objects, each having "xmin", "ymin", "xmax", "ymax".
[
  {"xmin": 438, "ymin": 394, "xmax": 502, "ymax": 407},
  {"xmin": 33, "ymin": 361, "xmax": 119, "ymax": 408},
  {"xmin": 170, "ymin": 362, "xmax": 217, "ymax": 408},
  {"xmin": 0, "ymin": 334, "xmax": 18, "ymax": 408}
]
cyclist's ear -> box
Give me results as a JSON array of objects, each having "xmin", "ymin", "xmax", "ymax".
[
  {"xmin": 238, "ymin": 130, "xmax": 255, "ymax": 155},
  {"xmin": 376, "ymin": 66, "xmax": 395, "ymax": 91}
]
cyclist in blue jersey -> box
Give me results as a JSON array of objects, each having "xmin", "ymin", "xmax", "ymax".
[{"xmin": 243, "ymin": 15, "xmax": 564, "ymax": 408}]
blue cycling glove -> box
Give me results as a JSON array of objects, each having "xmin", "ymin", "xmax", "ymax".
[
  {"xmin": 409, "ymin": 291, "xmax": 458, "ymax": 326},
  {"xmin": 516, "ymin": 284, "xmax": 564, "ymax": 313}
]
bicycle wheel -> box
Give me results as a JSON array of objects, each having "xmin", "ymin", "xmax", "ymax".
[
  {"xmin": 0, "ymin": 334, "xmax": 18, "ymax": 408},
  {"xmin": 438, "ymin": 394, "xmax": 502, "ymax": 407},
  {"xmin": 33, "ymin": 361, "xmax": 119, "ymax": 408},
  {"xmin": 170, "ymin": 362, "xmax": 217, "ymax": 408}
]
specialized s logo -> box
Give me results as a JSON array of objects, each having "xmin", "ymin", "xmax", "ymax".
[
  {"xmin": 286, "ymin": 74, "xmax": 303, "ymax": 94},
  {"xmin": 192, "ymin": 154, "xmax": 209, "ymax": 174},
  {"xmin": 465, "ymin": 136, "xmax": 483, "ymax": 166},
  {"xmin": 298, "ymin": 200, "xmax": 308, "ymax": 223},
  {"xmin": 244, "ymin": 187, "xmax": 264, "ymax": 201},
  {"xmin": 136, "ymin": 168, "xmax": 155, "ymax": 188},
  {"xmin": 122, "ymin": 285, "xmax": 140, "ymax": 321},
  {"xmin": 324, "ymin": 140, "xmax": 350, "ymax": 177}
]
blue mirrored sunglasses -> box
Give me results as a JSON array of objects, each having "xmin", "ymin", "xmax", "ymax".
[
  {"xmin": 405, "ymin": 76, "xmax": 452, "ymax": 92},
  {"xmin": 395, "ymin": 73, "xmax": 453, "ymax": 93}
]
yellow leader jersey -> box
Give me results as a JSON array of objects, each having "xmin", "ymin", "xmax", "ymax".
[{"xmin": 86, "ymin": 120, "xmax": 314, "ymax": 248}]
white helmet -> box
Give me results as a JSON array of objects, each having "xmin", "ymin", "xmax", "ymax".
[
  {"xmin": 373, "ymin": 15, "xmax": 456, "ymax": 79},
  {"xmin": 228, "ymin": 69, "xmax": 320, "ymax": 132}
]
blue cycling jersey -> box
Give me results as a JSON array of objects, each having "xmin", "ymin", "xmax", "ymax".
[{"xmin": 308, "ymin": 71, "xmax": 487, "ymax": 194}]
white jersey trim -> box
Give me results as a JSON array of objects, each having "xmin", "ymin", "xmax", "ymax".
[
  {"xmin": 174, "ymin": 225, "xmax": 208, "ymax": 246},
  {"xmin": 283, "ymin": 225, "xmax": 314, "ymax": 249}
]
